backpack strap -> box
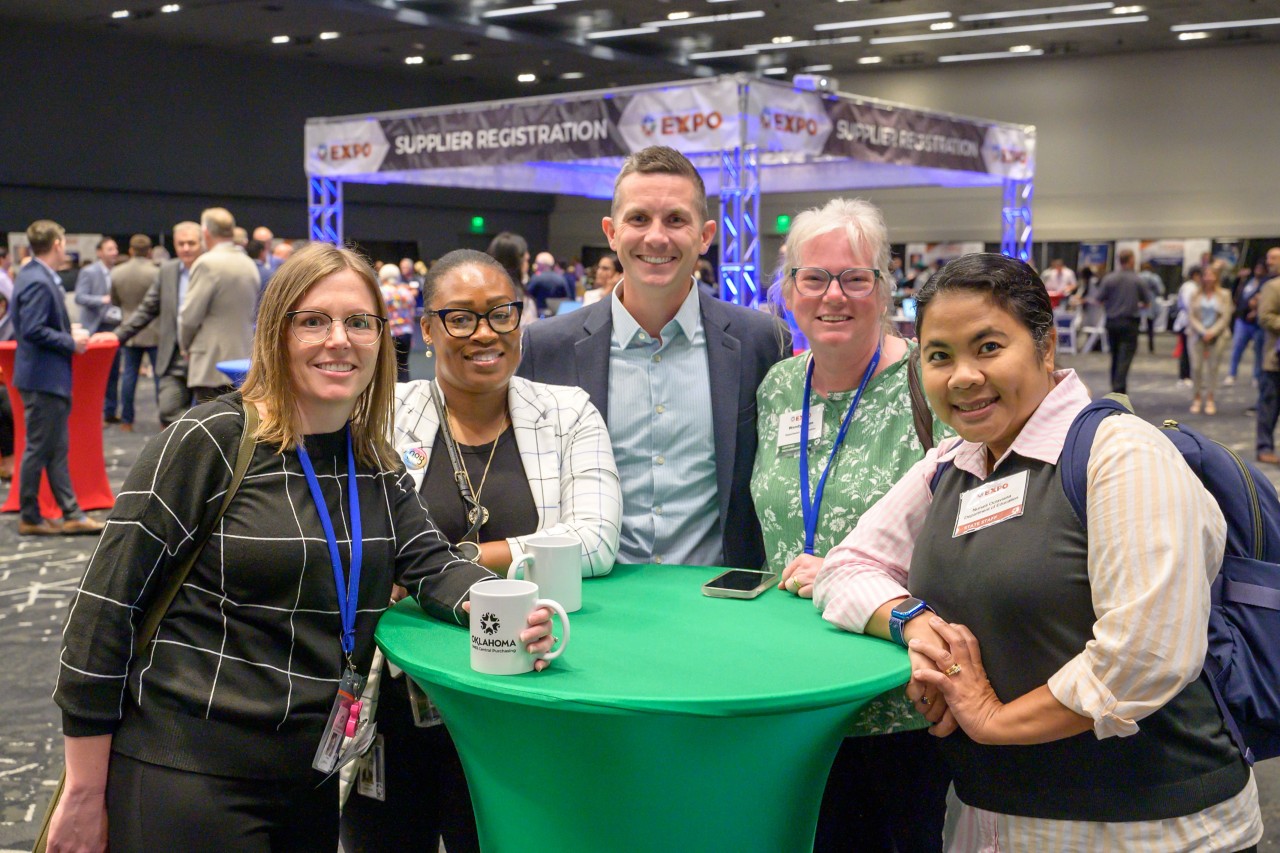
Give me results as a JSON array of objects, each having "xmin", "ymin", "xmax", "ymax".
[
  {"xmin": 1058, "ymin": 394, "xmax": 1133, "ymax": 528},
  {"xmin": 906, "ymin": 346, "xmax": 934, "ymax": 452}
]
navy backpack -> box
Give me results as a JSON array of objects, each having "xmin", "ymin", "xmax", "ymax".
[{"xmin": 1062, "ymin": 395, "xmax": 1280, "ymax": 764}]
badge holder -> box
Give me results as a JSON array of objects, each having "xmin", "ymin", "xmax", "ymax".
[
  {"xmin": 313, "ymin": 666, "xmax": 369, "ymax": 774},
  {"xmin": 405, "ymin": 674, "xmax": 444, "ymax": 728}
]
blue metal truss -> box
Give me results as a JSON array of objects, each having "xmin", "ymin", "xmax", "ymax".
[
  {"xmin": 308, "ymin": 177, "xmax": 343, "ymax": 244},
  {"xmin": 718, "ymin": 144, "xmax": 761, "ymax": 307},
  {"xmin": 1001, "ymin": 178, "xmax": 1033, "ymax": 262}
]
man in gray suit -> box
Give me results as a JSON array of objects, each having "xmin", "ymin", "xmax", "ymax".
[
  {"xmin": 179, "ymin": 208, "xmax": 259, "ymax": 403},
  {"xmin": 74, "ymin": 237, "xmax": 122, "ymax": 423},
  {"xmin": 110, "ymin": 234, "xmax": 160, "ymax": 432},
  {"xmin": 103, "ymin": 222, "xmax": 202, "ymax": 425},
  {"xmin": 518, "ymin": 146, "xmax": 789, "ymax": 570}
]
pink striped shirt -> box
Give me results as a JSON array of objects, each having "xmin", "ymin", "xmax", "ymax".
[{"xmin": 813, "ymin": 369, "xmax": 1261, "ymax": 851}]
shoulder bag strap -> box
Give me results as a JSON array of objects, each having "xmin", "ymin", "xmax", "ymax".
[
  {"xmin": 33, "ymin": 403, "xmax": 258, "ymax": 853},
  {"xmin": 906, "ymin": 345, "xmax": 934, "ymax": 452}
]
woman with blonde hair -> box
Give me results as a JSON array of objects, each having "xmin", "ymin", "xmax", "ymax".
[
  {"xmin": 49, "ymin": 243, "xmax": 554, "ymax": 851},
  {"xmin": 1188, "ymin": 259, "xmax": 1234, "ymax": 415}
]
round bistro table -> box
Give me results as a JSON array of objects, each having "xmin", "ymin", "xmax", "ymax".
[{"xmin": 376, "ymin": 563, "xmax": 910, "ymax": 853}]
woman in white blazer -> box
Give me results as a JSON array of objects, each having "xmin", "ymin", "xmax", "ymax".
[{"xmin": 341, "ymin": 249, "xmax": 620, "ymax": 853}]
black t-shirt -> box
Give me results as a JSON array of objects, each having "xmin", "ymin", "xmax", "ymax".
[{"xmin": 422, "ymin": 425, "xmax": 538, "ymax": 544}]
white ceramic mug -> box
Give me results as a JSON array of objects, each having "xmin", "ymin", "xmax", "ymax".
[
  {"xmin": 507, "ymin": 534, "xmax": 582, "ymax": 613},
  {"xmin": 469, "ymin": 579, "xmax": 569, "ymax": 675}
]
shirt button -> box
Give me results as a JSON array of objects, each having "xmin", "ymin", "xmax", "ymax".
[
  {"xmin": 656, "ymin": 404, "xmax": 666, "ymax": 414},
  {"xmin": 654, "ymin": 505, "xmax": 663, "ymax": 515},
  {"xmin": 655, "ymin": 555, "xmax": 664, "ymax": 564},
  {"xmin": 653, "ymin": 354, "xmax": 662, "ymax": 363},
  {"xmin": 638, "ymin": 332, "xmax": 648, "ymax": 342},
  {"xmin": 656, "ymin": 455, "xmax": 665, "ymax": 465}
]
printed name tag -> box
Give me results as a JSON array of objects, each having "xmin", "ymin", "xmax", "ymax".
[
  {"xmin": 777, "ymin": 405, "xmax": 824, "ymax": 449},
  {"xmin": 953, "ymin": 470, "xmax": 1029, "ymax": 537}
]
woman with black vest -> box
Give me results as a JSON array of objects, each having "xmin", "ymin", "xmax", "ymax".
[{"xmin": 813, "ymin": 253, "xmax": 1261, "ymax": 851}]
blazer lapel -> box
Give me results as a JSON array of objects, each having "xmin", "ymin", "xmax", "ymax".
[
  {"xmin": 394, "ymin": 382, "xmax": 441, "ymax": 492},
  {"xmin": 574, "ymin": 300, "xmax": 613, "ymax": 422},
  {"xmin": 507, "ymin": 379, "xmax": 553, "ymax": 530},
  {"xmin": 701, "ymin": 294, "xmax": 741, "ymax": 525}
]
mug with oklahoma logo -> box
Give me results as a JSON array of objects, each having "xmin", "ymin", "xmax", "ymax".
[{"xmin": 468, "ymin": 579, "xmax": 570, "ymax": 675}]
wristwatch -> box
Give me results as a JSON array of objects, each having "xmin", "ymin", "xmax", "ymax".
[
  {"xmin": 888, "ymin": 597, "xmax": 932, "ymax": 647},
  {"xmin": 456, "ymin": 541, "xmax": 482, "ymax": 563}
]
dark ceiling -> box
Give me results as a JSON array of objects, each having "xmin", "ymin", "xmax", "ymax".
[{"xmin": 9, "ymin": 0, "xmax": 1280, "ymax": 97}]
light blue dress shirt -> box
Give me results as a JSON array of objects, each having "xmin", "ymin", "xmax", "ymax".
[{"xmin": 608, "ymin": 281, "xmax": 721, "ymax": 567}]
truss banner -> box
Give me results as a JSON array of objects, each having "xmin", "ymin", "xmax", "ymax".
[{"xmin": 306, "ymin": 77, "xmax": 1032, "ymax": 182}]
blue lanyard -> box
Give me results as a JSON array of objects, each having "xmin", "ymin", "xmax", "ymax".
[
  {"xmin": 296, "ymin": 427, "xmax": 363, "ymax": 658},
  {"xmin": 799, "ymin": 345, "xmax": 881, "ymax": 555}
]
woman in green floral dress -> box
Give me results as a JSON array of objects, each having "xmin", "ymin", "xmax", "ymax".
[{"xmin": 750, "ymin": 198, "xmax": 952, "ymax": 852}]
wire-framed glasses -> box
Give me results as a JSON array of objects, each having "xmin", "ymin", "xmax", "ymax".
[
  {"xmin": 286, "ymin": 310, "xmax": 386, "ymax": 346},
  {"xmin": 429, "ymin": 301, "xmax": 524, "ymax": 338},
  {"xmin": 790, "ymin": 267, "xmax": 881, "ymax": 299}
]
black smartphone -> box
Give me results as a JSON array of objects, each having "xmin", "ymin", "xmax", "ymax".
[{"xmin": 701, "ymin": 569, "xmax": 779, "ymax": 599}]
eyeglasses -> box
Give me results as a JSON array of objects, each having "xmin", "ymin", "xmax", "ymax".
[
  {"xmin": 286, "ymin": 310, "xmax": 386, "ymax": 346},
  {"xmin": 429, "ymin": 301, "xmax": 523, "ymax": 338},
  {"xmin": 790, "ymin": 267, "xmax": 881, "ymax": 299}
]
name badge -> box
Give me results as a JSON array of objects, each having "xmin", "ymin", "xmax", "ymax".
[
  {"xmin": 952, "ymin": 469, "xmax": 1029, "ymax": 537},
  {"xmin": 777, "ymin": 405, "xmax": 824, "ymax": 450}
]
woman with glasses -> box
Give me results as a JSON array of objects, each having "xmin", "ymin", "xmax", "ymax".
[
  {"xmin": 750, "ymin": 199, "xmax": 951, "ymax": 852},
  {"xmin": 340, "ymin": 249, "xmax": 620, "ymax": 853},
  {"xmin": 50, "ymin": 243, "xmax": 558, "ymax": 851}
]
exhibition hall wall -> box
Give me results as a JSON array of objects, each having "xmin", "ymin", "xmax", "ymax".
[
  {"xmin": 0, "ymin": 21, "xmax": 553, "ymax": 258},
  {"xmin": 548, "ymin": 42, "xmax": 1280, "ymax": 259}
]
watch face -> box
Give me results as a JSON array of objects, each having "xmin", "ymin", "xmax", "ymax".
[{"xmin": 894, "ymin": 597, "xmax": 925, "ymax": 618}]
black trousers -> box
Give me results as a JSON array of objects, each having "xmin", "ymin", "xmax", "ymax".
[
  {"xmin": 0, "ymin": 388, "xmax": 13, "ymax": 457},
  {"xmin": 340, "ymin": 674, "xmax": 479, "ymax": 853},
  {"xmin": 107, "ymin": 753, "xmax": 338, "ymax": 852},
  {"xmin": 1257, "ymin": 370, "xmax": 1280, "ymax": 455},
  {"xmin": 1105, "ymin": 317, "xmax": 1141, "ymax": 393},
  {"xmin": 814, "ymin": 728, "xmax": 951, "ymax": 853},
  {"xmin": 17, "ymin": 389, "xmax": 82, "ymax": 524}
]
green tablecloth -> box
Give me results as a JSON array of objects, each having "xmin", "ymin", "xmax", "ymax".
[{"xmin": 377, "ymin": 563, "xmax": 910, "ymax": 852}]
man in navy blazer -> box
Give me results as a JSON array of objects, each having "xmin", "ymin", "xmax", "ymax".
[
  {"xmin": 518, "ymin": 146, "xmax": 789, "ymax": 570},
  {"xmin": 11, "ymin": 221, "xmax": 104, "ymax": 535}
]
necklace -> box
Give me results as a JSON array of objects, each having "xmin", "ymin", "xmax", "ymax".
[{"xmin": 444, "ymin": 402, "xmax": 507, "ymax": 532}]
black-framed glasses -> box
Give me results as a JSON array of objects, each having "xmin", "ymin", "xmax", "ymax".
[
  {"xmin": 429, "ymin": 301, "xmax": 523, "ymax": 338},
  {"xmin": 790, "ymin": 267, "xmax": 881, "ymax": 299},
  {"xmin": 286, "ymin": 310, "xmax": 386, "ymax": 346}
]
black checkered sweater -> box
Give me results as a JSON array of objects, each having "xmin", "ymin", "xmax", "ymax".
[{"xmin": 54, "ymin": 398, "xmax": 495, "ymax": 780}]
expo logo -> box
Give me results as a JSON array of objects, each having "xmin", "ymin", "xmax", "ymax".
[
  {"xmin": 318, "ymin": 142, "xmax": 374, "ymax": 162},
  {"xmin": 642, "ymin": 111, "xmax": 723, "ymax": 136},
  {"xmin": 760, "ymin": 108, "xmax": 820, "ymax": 135},
  {"xmin": 975, "ymin": 482, "xmax": 1011, "ymax": 499}
]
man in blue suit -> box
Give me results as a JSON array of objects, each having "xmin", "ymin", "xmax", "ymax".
[
  {"xmin": 518, "ymin": 146, "xmax": 789, "ymax": 569},
  {"xmin": 74, "ymin": 236, "xmax": 123, "ymax": 423},
  {"xmin": 11, "ymin": 221, "xmax": 105, "ymax": 536}
]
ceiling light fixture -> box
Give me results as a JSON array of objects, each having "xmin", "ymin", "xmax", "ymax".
[
  {"xmin": 641, "ymin": 11, "xmax": 766, "ymax": 29},
  {"xmin": 271, "ymin": 35, "xmax": 290, "ymax": 44},
  {"xmin": 668, "ymin": 11, "xmax": 692, "ymax": 20},
  {"xmin": 815, "ymin": 12, "xmax": 951, "ymax": 32},
  {"xmin": 1112, "ymin": 5, "xmax": 1143, "ymax": 12},
  {"xmin": 858, "ymin": 56, "xmax": 882, "ymax": 64},
  {"xmin": 319, "ymin": 31, "xmax": 339, "ymax": 40},
  {"xmin": 586, "ymin": 27, "xmax": 660, "ymax": 39},
  {"xmin": 688, "ymin": 47, "xmax": 759, "ymax": 59},
  {"xmin": 111, "ymin": 9, "xmax": 130, "ymax": 18},
  {"xmin": 517, "ymin": 72, "xmax": 538, "ymax": 82},
  {"xmin": 959, "ymin": 3, "xmax": 1114, "ymax": 22},
  {"xmin": 404, "ymin": 55, "xmax": 424, "ymax": 64},
  {"xmin": 772, "ymin": 36, "xmax": 794, "ymax": 43},
  {"xmin": 560, "ymin": 71, "xmax": 585, "ymax": 79},
  {"xmin": 1009, "ymin": 44, "xmax": 1034, "ymax": 51},
  {"xmin": 160, "ymin": 4, "xmax": 180, "ymax": 12},
  {"xmin": 801, "ymin": 63, "xmax": 833, "ymax": 72},
  {"xmin": 1177, "ymin": 31, "xmax": 1209, "ymax": 40},
  {"xmin": 451, "ymin": 53, "xmax": 473, "ymax": 61},
  {"xmin": 1170, "ymin": 18, "xmax": 1280, "ymax": 31},
  {"xmin": 931, "ymin": 21, "xmax": 956, "ymax": 30},
  {"xmin": 762, "ymin": 66, "xmax": 788, "ymax": 75},
  {"xmin": 939, "ymin": 48, "xmax": 1046, "ymax": 62},
  {"xmin": 743, "ymin": 35, "xmax": 862, "ymax": 52},
  {"xmin": 482, "ymin": 5, "xmax": 556, "ymax": 19},
  {"xmin": 870, "ymin": 15, "xmax": 1147, "ymax": 45}
]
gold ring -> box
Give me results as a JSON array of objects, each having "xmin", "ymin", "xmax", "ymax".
[
  {"xmin": 790, "ymin": 576, "xmax": 803, "ymax": 592},
  {"xmin": 945, "ymin": 663, "xmax": 962, "ymax": 677}
]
